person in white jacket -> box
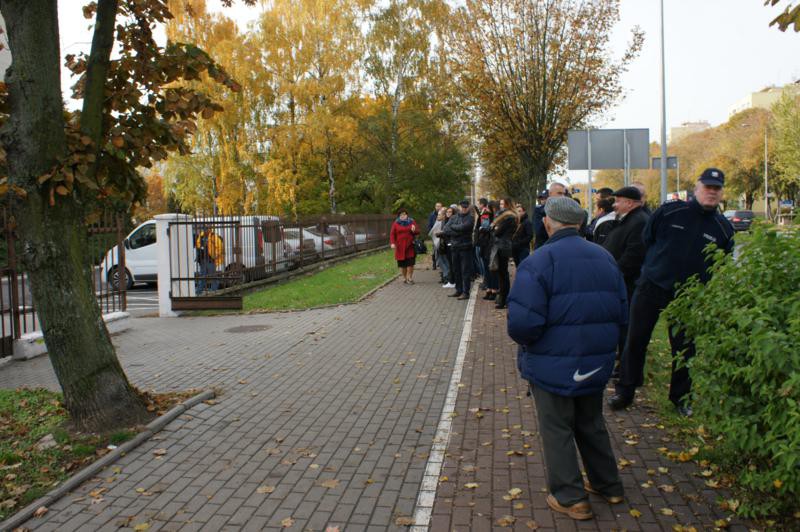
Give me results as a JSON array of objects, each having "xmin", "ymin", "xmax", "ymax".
[{"xmin": 428, "ymin": 208, "xmax": 452, "ymax": 287}]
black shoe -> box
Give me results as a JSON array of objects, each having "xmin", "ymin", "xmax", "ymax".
[
  {"xmin": 457, "ymin": 294, "xmax": 469, "ymax": 300},
  {"xmin": 495, "ymin": 303, "xmax": 507, "ymax": 309},
  {"xmin": 495, "ymin": 297, "xmax": 506, "ymax": 309},
  {"xmin": 482, "ymin": 292, "xmax": 496, "ymax": 300},
  {"xmin": 448, "ymin": 292, "xmax": 463, "ymax": 298},
  {"xmin": 676, "ymin": 404, "xmax": 693, "ymax": 417},
  {"xmin": 611, "ymin": 367, "xmax": 620, "ymax": 380},
  {"xmin": 607, "ymin": 394, "xmax": 633, "ymax": 410}
]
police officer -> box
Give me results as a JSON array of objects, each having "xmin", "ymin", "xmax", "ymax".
[{"xmin": 608, "ymin": 169, "xmax": 734, "ymax": 416}]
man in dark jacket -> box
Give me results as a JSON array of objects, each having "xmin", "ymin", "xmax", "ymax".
[
  {"xmin": 601, "ymin": 186, "xmax": 649, "ymax": 300},
  {"xmin": 441, "ymin": 200, "xmax": 475, "ymax": 300},
  {"xmin": 508, "ymin": 196, "xmax": 628, "ymax": 521},
  {"xmin": 511, "ymin": 204, "xmax": 533, "ymax": 265},
  {"xmin": 609, "ymin": 169, "xmax": 735, "ymax": 416},
  {"xmin": 534, "ymin": 183, "xmax": 567, "ymax": 248}
]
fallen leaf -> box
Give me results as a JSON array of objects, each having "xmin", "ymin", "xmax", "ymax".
[
  {"xmin": 658, "ymin": 466, "xmax": 669, "ymax": 474},
  {"xmin": 325, "ymin": 528, "xmax": 341, "ymax": 532},
  {"xmin": 496, "ymin": 515, "xmax": 516, "ymax": 527},
  {"xmin": 714, "ymin": 519, "xmax": 729, "ymax": 529},
  {"xmin": 238, "ymin": 380, "xmax": 248, "ymax": 384},
  {"xmin": 659, "ymin": 508, "xmax": 675, "ymax": 516},
  {"xmin": 705, "ymin": 479, "xmax": 720, "ymax": 488},
  {"xmin": 318, "ymin": 479, "xmax": 340, "ymax": 489},
  {"xmin": 33, "ymin": 506, "xmax": 48, "ymax": 518},
  {"xmin": 503, "ymin": 487, "xmax": 522, "ymax": 501},
  {"xmin": 464, "ymin": 482, "xmax": 479, "ymax": 489},
  {"xmin": 88, "ymin": 488, "xmax": 106, "ymax": 498},
  {"xmin": 256, "ymin": 486, "xmax": 275, "ymax": 494},
  {"xmin": 280, "ymin": 516, "xmax": 295, "ymax": 528},
  {"xmin": 658, "ymin": 484, "xmax": 675, "ymax": 493},
  {"xmin": 395, "ymin": 516, "xmax": 414, "ymax": 526},
  {"xmin": 629, "ymin": 508, "xmax": 642, "ymax": 518},
  {"xmin": 526, "ymin": 521, "xmax": 539, "ymax": 530},
  {"xmin": 152, "ymin": 449, "xmax": 167, "ymax": 457},
  {"xmin": 773, "ymin": 479, "xmax": 783, "ymax": 489},
  {"xmin": 133, "ymin": 524, "xmax": 150, "ymax": 531},
  {"xmin": 514, "ymin": 502, "xmax": 525, "ymax": 510}
]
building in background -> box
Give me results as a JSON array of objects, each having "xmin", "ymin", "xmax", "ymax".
[
  {"xmin": 669, "ymin": 121, "xmax": 711, "ymax": 144},
  {"xmin": 728, "ymin": 81, "xmax": 800, "ymax": 117}
]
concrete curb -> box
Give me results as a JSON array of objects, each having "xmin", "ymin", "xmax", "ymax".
[
  {"xmin": 13, "ymin": 312, "xmax": 133, "ymax": 361},
  {"xmin": 0, "ymin": 389, "xmax": 216, "ymax": 532}
]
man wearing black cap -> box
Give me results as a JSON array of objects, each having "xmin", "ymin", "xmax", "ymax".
[
  {"xmin": 441, "ymin": 200, "xmax": 475, "ymax": 300},
  {"xmin": 608, "ymin": 169, "xmax": 734, "ymax": 416},
  {"xmin": 601, "ymin": 186, "xmax": 649, "ymax": 301}
]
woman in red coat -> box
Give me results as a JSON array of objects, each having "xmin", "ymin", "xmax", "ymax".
[{"xmin": 390, "ymin": 208, "xmax": 420, "ymax": 284}]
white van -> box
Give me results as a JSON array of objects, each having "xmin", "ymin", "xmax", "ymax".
[{"xmin": 104, "ymin": 215, "xmax": 290, "ymax": 290}]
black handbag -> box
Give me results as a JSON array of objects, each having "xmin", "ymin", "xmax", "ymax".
[{"xmin": 413, "ymin": 238, "xmax": 427, "ymax": 255}]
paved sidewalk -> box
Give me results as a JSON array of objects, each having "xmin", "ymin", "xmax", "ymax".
[
  {"xmin": 2, "ymin": 263, "xmax": 752, "ymax": 531},
  {"xmin": 429, "ymin": 292, "xmax": 748, "ymax": 531},
  {"xmin": 3, "ymin": 267, "xmax": 470, "ymax": 531}
]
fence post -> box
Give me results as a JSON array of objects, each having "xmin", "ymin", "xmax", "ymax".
[
  {"xmin": 6, "ymin": 217, "xmax": 21, "ymax": 339},
  {"xmin": 155, "ymin": 213, "xmax": 193, "ymax": 317},
  {"xmin": 115, "ymin": 213, "xmax": 127, "ymax": 312}
]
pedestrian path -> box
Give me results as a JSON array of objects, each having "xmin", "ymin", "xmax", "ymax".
[
  {"xmin": 3, "ymin": 268, "xmax": 468, "ymax": 531},
  {"xmin": 0, "ymin": 266, "xmax": 749, "ymax": 531}
]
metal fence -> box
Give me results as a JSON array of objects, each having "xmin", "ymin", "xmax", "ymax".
[
  {"xmin": 168, "ymin": 213, "xmax": 394, "ymax": 310},
  {"xmin": 1, "ymin": 208, "xmax": 127, "ymax": 358}
]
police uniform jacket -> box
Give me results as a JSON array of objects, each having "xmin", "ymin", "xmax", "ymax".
[{"xmin": 639, "ymin": 199, "xmax": 734, "ymax": 292}]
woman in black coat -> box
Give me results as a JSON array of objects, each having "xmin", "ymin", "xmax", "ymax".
[{"xmin": 490, "ymin": 198, "xmax": 519, "ymax": 309}]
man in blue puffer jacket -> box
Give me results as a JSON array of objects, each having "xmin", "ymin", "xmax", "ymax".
[{"xmin": 508, "ymin": 196, "xmax": 629, "ymax": 521}]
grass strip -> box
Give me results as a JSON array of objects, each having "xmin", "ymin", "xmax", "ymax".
[{"xmin": 244, "ymin": 251, "xmax": 398, "ymax": 312}]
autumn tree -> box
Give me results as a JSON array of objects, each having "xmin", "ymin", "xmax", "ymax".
[
  {"xmin": 0, "ymin": 0, "xmax": 248, "ymax": 431},
  {"xmin": 765, "ymin": 0, "xmax": 800, "ymax": 31},
  {"xmin": 770, "ymin": 93, "xmax": 800, "ymax": 203},
  {"xmin": 446, "ymin": 0, "xmax": 643, "ymax": 208},
  {"xmin": 166, "ymin": 0, "xmax": 271, "ymax": 215}
]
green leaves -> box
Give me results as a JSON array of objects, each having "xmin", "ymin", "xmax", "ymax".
[{"xmin": 664, "ymin": 224, "xmax": 800, "ymax": 518}]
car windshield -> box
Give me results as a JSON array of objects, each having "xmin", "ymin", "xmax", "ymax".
[{"xmin": 736, "ymin": 211, "xmax": 754, "ymax": 219}]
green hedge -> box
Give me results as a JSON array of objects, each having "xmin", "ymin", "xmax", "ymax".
[{"xmin": 665, "ymin": 225, "xmax": 800, "ymax": 518}]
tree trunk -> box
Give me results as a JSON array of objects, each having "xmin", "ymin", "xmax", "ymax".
[
  {"xmin": 326, "ymin": 146, "xmax": 336, "ymax": 214},
  {"xmin": 0, "ymin": 0, "xmax": 150, "ymax": 432},
  {"xmin": 387, "ymin": 82, "xmax": 402, "ymax": 208}
]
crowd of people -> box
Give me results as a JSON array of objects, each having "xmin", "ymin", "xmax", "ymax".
[{"xmin": 389, "ymin": 167, "xmax": 735, "ymax": 521}]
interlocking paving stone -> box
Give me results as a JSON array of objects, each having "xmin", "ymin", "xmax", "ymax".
[
  {"xmin": 3, "ymin": 261, "xmax": 755, "ymax": 530},
  {"xmin": 5, "ymin": 265, "xmax": 466, "ymax": 530}
]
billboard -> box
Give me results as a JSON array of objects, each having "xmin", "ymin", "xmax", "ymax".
[{"xmin": 567, "ymin": 129, "xmax": 650, "ymax": 170}]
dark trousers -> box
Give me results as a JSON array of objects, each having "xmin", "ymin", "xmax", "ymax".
[
  {"xmin": 615, "ymin": 280, "xmax": 695, "ymax": 406},
  {"xmin": 451, "ymin": 247, "xmax": 474, "ymax": 295},
  {"xmin": 512, "ymin": 246, "xmax": 530, "ymax": 267},
  {"xmin": 496, "ymin": 253, "xmax": 510, "ymax": 302},
  {"xmin": 532, "ymin": 385, "xmax": 623, "ymax": 505}
]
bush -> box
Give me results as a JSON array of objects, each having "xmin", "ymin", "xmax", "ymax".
[{"xmin": 665, "ymin": 224, "xmax": 800, "ymax": 518}]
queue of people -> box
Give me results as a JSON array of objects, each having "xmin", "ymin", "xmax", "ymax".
[
  {"xmin": 398, "ymin": 169, "xmax": 734, "ymax": 522},
  {"xmin": 506, "ymin": 168, "xmax": 734, "ymax": 521}
]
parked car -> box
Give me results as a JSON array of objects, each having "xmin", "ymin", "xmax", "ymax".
[
  {"xmin": 723, "ymin": 210, "xmax": 754, "ymax": 232},
  {"xmin": 303, "ymin": 225, "xmax": 347, "ymax": 256},
  {"xmin": 282, "ymin": 227, "xmax": 321, "ymax": 267}
]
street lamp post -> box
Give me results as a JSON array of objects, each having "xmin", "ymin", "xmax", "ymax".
[
  {"xmin": 659, "ymin": 0, "xmax": 668, "ymax": 204},
  {"xmin": 764, "ymin": 128, "xmax": 769, "ymax": 221}
]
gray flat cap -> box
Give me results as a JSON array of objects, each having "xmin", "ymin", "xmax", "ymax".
[{"xmin": 545, "ymin": 196, "xmax": 585, "ymax": 225}]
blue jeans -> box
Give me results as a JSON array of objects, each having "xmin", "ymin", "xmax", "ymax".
[
  {"xmin": 196, "ymin": 259, "xmax": 219, "ymax": 293},
  {"xmin": 437, "ymin": 251, "xmax": 450, "ymax": 280},
  {"xmin": 474, "ymin": 246, "xmax": 486, "ymax": 278}
]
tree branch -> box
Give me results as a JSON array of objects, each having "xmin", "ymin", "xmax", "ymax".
[{"xmin": 80, "ymin": 0, "xmax": 119, "ymax": 145}]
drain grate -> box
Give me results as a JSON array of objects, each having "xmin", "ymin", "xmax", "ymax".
[{"xmin": 224, "ymin": 325, "xmax": 272, "ymax": 334}]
